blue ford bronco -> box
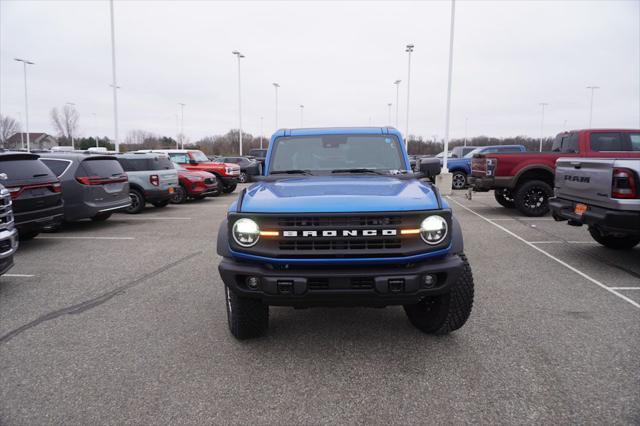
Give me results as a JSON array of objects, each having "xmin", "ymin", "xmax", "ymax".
[{"xmin": 217, "ymin": 127, "xmax": 474, "ymax": 339}]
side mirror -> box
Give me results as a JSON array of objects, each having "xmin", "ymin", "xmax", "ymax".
[{"xmin": 417, "ymin": 158, "xmax": 441, "ymax": 178}]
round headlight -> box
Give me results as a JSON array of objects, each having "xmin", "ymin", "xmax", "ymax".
[
  {"xmin": 232, "ymin": 218, "xmax": 260, "ymax": 247},
  {"xmin": 420, "ymin": 216, "xmax": 447, "ymax": 245}
]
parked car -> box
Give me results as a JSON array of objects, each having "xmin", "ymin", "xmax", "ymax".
[
  {"xmin": 115, "ymin": 153, "xmax": 179, "ymax": 214},
  {"xmin": 144, "ymin": 150, "xmax": 240, "ymax": 194},
  {"xmin": 0, "ymin": 183, "xmax": 19, "ymax": 275},
  {"xmin": 216, "ymin": 156, "xmax": 261, "ymax": 183},
  {"xmin": 247, "ymin": 148, "xmax": 267, "ymax": 166},
  {"xmin": 446, "ymin": 145, "xmax": 526, "ymax": 190},
  {"xmin": 470, "ymin": 129, "xmax": 640, "ymax": 216},
  {"xmin": 170, "ymin": 163, "xmax": 219, "ymax": 204},
  {"xmin": 0, "ymin": 152, "xmax": 64, "ymax": 240},
  {"xmin": 217, "ymin": 127, "xmax": 472, "ymax": 339},
  {"xmin": 550, "ymin": 157, "xmax": 640, "ymax": 250},
  {"xmin": 39, "ymin": 153, "xmax": 130, "ymax": 222}
]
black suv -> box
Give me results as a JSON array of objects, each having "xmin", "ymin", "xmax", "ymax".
[{"xmin": 0, "ymin": 152, "xmax": 64, "ymax": 240}]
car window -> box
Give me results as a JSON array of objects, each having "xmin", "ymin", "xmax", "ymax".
[
  {"xmin": 81, "ymin": 158, "xmax": 125, "ymax": 177},
  {"xmin": 496, "ymin": 147, "xmax": 523, "ymax": 153},
  {"xmin": 118, "ymin": 157, "xmax": 173, "ymax": 171},
  {"xmin": 627, "ymin": 134, "xmax": 640, "ymax": 151},
  {"xmin": 590, "ymin": 132, "xmax": 627, "ymax": 151},
  {"xmin": 559, "ymin": 133, "xmax": 579, "ymax": 153},
  {"xmin": 168, "ymin": 153, "xmax": 190, "ymax": 163},
  {"xmin": 0, "ymin": 158, "xmax": 55, "ymax": 181},
  {"xmin": 41, "ymin": 159, "xmax": 72, "ymax": 177}
]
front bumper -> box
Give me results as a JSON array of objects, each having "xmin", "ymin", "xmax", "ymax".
[
  {"xmin": 218, "ymin": 254, "xmax": 464, "ymax": 307},
  {"xmin": 550, "ymin": 197, "xmax": 640, "ymax": 235}
]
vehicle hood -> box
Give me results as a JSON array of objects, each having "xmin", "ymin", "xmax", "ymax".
[{"xmin": 239, "ymin": 176, "xmax": 441, "ymax": 213}]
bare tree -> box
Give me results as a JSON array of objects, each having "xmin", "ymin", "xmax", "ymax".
[
  {"xmin": 0, "ymin": 115, "xmax": 20, "ymax": 147},
  {"xmin": 50, "ymin": 104, "xmax": 80, "ymax": 143}
]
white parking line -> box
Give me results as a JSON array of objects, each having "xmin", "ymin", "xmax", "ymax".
[
  {"xmin": 37, "ymin": 236, "xmax": 134, "ymax": 240},
  {"xmin": 448, "ymin": 196, "xmax": 640, "ymax": 310},
  {"xmin": 3, "ymin": 274, "xmax": 35, "ymax": 278},
  {"xmin": 610, "ymin": 287, "xmax": 640, "ymax": 291},
  {"xmin": 529, "ymin": 241, "xmax": 564, "ymax": 244},
  {"xmin": 122, "ymin": 217, "xmax": 192, "ymax": 220},
  {"xmin": 567, "ymin": 241, "xmax": 599, "ymax": 244}
]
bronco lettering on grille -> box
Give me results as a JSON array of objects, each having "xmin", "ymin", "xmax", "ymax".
[{"xmin": 282, "ymin": 229, "xmax": 398, "ymax": 237}]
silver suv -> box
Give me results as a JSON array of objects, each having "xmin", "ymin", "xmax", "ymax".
[
  {"xmin": 0, "ymin": 183, "xmax": 19, "ymax": 275},
  {"xmin": 115, "ymin": 153, "xmax": 179, "ymax": 214}
]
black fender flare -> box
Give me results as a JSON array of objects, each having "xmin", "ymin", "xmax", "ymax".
[
  {"xmin": 449, "ymin": 216, "xmax": 464, "ymax": 254},
  {"xmin": 217, "ymin": 219, "xmax": 231, "ymax": 258}
]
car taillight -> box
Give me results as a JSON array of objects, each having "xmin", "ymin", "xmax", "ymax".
[
  {"xmin": 612, "ymin": 168, "xmax": 638, "ymax": 199},
  {"xmin": 76, "ymin": 176, "xmax": 100, "ymax": 185},
  {"xmin": 150, "ymin": 174, "xmax": 159, "ymax": 186}
]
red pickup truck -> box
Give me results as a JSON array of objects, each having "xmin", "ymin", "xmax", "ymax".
[{"xmin": 470, "ymin": 129, "xmax": 640, "ymax": 216}]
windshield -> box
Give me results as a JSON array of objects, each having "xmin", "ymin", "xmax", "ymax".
[
  {"xmin": 269, "ymin": 135, "xmax": 406, "ymax": 174},
  {"xmin": 464, "ymin": 148, "xmax": 482, "ymax": 158},
  {"xmin": 190, "ymin": 151, "xmax": 210, "ymax": 162}
]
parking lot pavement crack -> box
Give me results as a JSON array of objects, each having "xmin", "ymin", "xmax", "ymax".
[{"xmin": 0, "ymin": 251, "xmax": 203, "ymax": 346}]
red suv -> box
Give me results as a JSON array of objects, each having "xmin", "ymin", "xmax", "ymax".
[
  {"xmin": 171, "ymin": 163, "xmax": 219, "ymax": 204},
  {"xmin": 151, "ymin": 150, "xmax": 240, "ymax": 194}
]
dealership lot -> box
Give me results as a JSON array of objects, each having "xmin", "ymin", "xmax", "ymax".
[{"xmin": 1, "ymin": 187, "xmax": 638, "ymax": 424}]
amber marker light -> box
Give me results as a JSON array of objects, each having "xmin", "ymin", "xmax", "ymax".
[
  {"xmin": 259, "ymin": 231, "xmax": 279, "ymax": 237},
  {"xmin": 400, "ymin": 229, "xmax": 421, "ymax": 235}
]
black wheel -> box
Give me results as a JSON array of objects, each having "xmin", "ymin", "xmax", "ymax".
[
  {"xmin": 238, "ymin": 172, "xmax": 248, "ymax": 183},
  {"xmin": 152, "ymin": 200, "xmax": 170, "ymax": 208},
  {"xmin": 494, "ymin": 188, "xmax": 516, "ymax": 209},
  {"xmin": 403, "ymin": 254, "xmax": 474, "ymax": 335},
  {"xmin": 514, "ymin": 180, "xmax": 552, "ymax": 217},
  {"xmin": 170, "ymin": 185, "xmax": 187, "ymax": 204},
  {"xmin": 126, "ymin": 189, "xmax": 145, "ymax": 214},
  {"xmin": 18, "ymin": 230, "xmax": 39, "ymax": 241},
  {"xmin": 588, "ymin": 227, "xmax": 640, "ymax": 250},
  {"xmin": 451, "ymin": 171, "xmax": 467, "ymax": 190},
  {"xmin": 222, "ymin": 183, "xmax": 237, "ymax": 194},
  {"xmin": 91, "ymin": 213, "xmax": 112, "ymax": 222},
  {"xmin": 225, "ymin": 285, "xmax": 269, "ymax": 340}
]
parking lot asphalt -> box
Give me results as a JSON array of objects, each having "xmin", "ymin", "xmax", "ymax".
[{"xmin": 1, "ymin": 187, "xmax": 638, "ymax": 424}]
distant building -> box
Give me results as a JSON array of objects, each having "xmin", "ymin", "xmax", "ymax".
[{"xmin": 5, "ymin": 133, "xmax": 58, "ymax": 150}]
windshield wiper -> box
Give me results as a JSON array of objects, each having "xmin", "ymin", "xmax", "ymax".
[
  {"xmin": 270, "ymin": 169, "xmax": 313, "ymax": 175},
  {"xmin": 331, "ymin": 168, "xmax": 385, "ymax": 175}
]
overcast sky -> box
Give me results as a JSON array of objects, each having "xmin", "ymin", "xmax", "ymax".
[{"xmin": 1, "ymin": 0, "xmax": 639, "ymax": 143}]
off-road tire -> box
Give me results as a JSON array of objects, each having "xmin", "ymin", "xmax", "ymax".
[
  {"xmin": 222, "ymin": 183, "xmax": 237, "ymax": 194},
  {"xmin": 588, "ymin": 227, "xmax": 640, "ymax": 250},
  {"xmin": 91, "ymin": 213, "xmax": 112, "ymax": 222},
  {"xmin": 18, "ymin": 231, "xmax": 39, "ymax": 241},
  {"xmin": 403, "ymin": 254, "xmax": 474, "ymax": 335},
  {"xmin": 170, "ymin": 185, "xmax": 187, "ymax": 204},
  {"xmin": 451, "ymin": 171, "xmax": 467, "ymax": 190},
  {"xmin": 494, "ymin": 188, "xmax": 516, "ymax": 208},
  {"xmin": 126, "ymin": 189, "xmax": 145, "ymax": 214},
  {"xmin": 514, "ymin": 180, "xmax": 552, "ymax": 217},
  {"xmin": 225, "ymin": 285, "xmax": 269, "ymax": 339},
  {"xmin": 152, "ymin": 200, "xmax": 170, "ymax": 208}
]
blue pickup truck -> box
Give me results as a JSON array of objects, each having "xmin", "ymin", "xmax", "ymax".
[
  {"xmin": 217, "ymin": 127, "xmax": 474, "ymax": 339},
  {"xmin": 447, "ymin": 145, "xmax": 526, "ymax": 189}
]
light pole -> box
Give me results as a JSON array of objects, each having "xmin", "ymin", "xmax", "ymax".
[
  {"xmin": 387, "ymin": 103, "xmax": 392, "ymax": 125},
  {"xmin": 109, "ymin": 0, "xmax": 120, "ymax": 153},
  {"xmin": 260, "ymin": 116, "xmax": 264, "ymax": 149},
  {"xmin": 299, "ymin": 105, "xmax": 304, "ymax": 127},
  {"xmin": 273, "ymin": 82, "xmax": 280, "ymax": 129},
  {"xmin": 16, "ymin": 112, "xmax": 24, "ymax": 149},
  {"xmin": 178, "ymin": 102, "xmax": 186, "ymax": 149},
  {"xmin": 393, "ymin": 80, "xmax": 401, "ymax": 127},
  {"xmin": 232, "ymin": 51, "xmax": 244, "ymax": 156},
  {"xmin": 586, "ymin": 86, "xmax": 599, "ymax": 128},
  {"xmin": 539, "ymin": 102, "xmax": 549, "ymax": 152},
  {"xmin": 442, "ymin": 0, "xmax": 456, "ymax": 175},
  {"xmin": 65, "ymin": 102, "xmax": 76, "ymax": 149},
  {"xmin": 405, "ymin": 44, "xmax": 414, "ymax": 146},
  {"xmin": 464, "ymin": 117, "xmax": 468, "ymax": 147},
  {"xmin": 92, "ymin": 113, "xmax": 98, "ymax": 147},
  {"xmin": 14, "ymin": 58, "xmax": 34, "ymax": 152}
]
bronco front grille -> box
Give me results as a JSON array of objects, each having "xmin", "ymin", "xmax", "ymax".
[
  {"xmin": 277, "ymin": 216, "xmax": 402, "ymax": 227},
  {"xmin": 279, "ymin": 238, "xmax": 402, "ymax": 251}
]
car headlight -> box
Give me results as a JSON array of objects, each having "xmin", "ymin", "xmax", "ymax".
[
  {"xmin": 420, "ymin": 216, "xmax": 448, "ymax": 245},
  {"xmin": 232, "ymin": 218, "xmax": 260, "ymax": 247}
]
